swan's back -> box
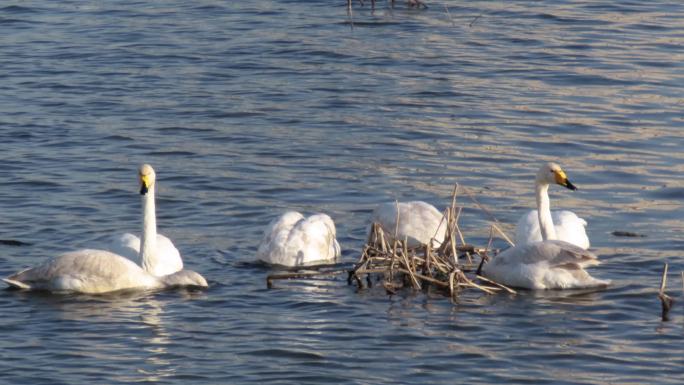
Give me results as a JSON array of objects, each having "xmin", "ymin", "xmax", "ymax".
[
  {"xmin": 108, "ymin": 233, "xmax": 140, "ymax": 260},
  {"xmin": 108, "ymin": 233, "xmax": 183, "ymax": 276},
  {"xmin": 256, "ymin": 211, "xmax": 340, "ymax": 266},
  {"xmin": 4, "ymin": 249, "xmax": 158, "ymax": 293},
  {"xmin": 515, "ymin": 210, "xmax": 590, "ymax": 249},
  {"xmin": 371, "ymin": 201, "xmax": 446, "ymax": 248},
  {"xmin": 482, "ymin": 240, "xmax": 609, "ymax": 290}
]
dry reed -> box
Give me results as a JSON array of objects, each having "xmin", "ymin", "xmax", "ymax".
[{"xmin": 347, "ymin": 184, "xmax": 515, "ymax": 298}]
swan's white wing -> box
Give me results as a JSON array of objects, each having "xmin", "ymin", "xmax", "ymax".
[
  {"xmin": 149, "ymin": 234, "xmax": 183, "ymax": 276},
  {"xmin": 371, "ymin": 201, "xmax": 446, "ymax": 248},
  {"xmin": 514, "ymin": 210, "xmax": 543, "ymax": 246},
  {"xmin": 108, "ymin": 233, "xmax": 140, "ymax": 260},
  {"xmin": 552, "ymin": 211, "xmax": 590, "ymax": 249},
  {"xmin": 4, "ymin": 249, "xmax": 158, "ymax": 294},
  {"xmin": 289, "ymin": 213, "xmax": 341, "ymax": 264},
  {"xmin": 515, "ymin": 210, "xmax": 590, "ymax": 249},
  {"xmin": 256, "ymin": 212, "xmax": 339, "ymax": 266},
  {"xmin": 256, "ymin": 211, "xmax": 304, "ymax": 264},
  {"xmin": 107, "ymin": 233, "xmax": 183, "ymax": 277},
  {"xmin": 482, "ymin": 240, "xmax": 609, "ymax": 289}
]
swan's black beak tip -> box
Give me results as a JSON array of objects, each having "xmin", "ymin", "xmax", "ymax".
[
  {"xmin": 139, "ymin": 185, "xmax": 148, "ymax": 195},
  {"xmin": 564, "ymin": 180, "xmax": 577, "ymax": 191}
]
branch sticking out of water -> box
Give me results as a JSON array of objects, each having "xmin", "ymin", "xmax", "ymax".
[
  {"xmin": 0, "ymin": 239, "xmax": 31, "ymax": 246},
  {"xmin": 658, "ymin": 263, "xmax": 674, "ymax": 321}
]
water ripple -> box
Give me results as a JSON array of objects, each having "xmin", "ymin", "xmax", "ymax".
[{"xmin": 1, "ymin": 0, "xmax": 684, "ymax": 384}]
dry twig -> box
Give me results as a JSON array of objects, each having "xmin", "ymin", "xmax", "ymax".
[{"xmin": 658, "ymin": 263, "xmax": 674, "ymax": 321}]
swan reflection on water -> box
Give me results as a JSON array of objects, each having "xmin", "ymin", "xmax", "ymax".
[{"xmin": 9, "ymin": 288, "xmax": 207, "ymax": 383}]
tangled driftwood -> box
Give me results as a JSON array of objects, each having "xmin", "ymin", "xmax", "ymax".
[{"xmin": 346, "ymin": 185, "xmax": 514, "ymax": 298}]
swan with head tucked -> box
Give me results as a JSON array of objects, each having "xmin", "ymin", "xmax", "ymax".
[
  {"xmin": 3, "ymin": 164, "xmax": 207, "ymax": 294},
  {"xmin": 3, "ymin": 249, "xmax": 207, "ymax": 293},
  {"xmin": 514, "ymin": 162, "xmax": 590, "ymax": 249},
  {"xmin": 482, "ymin": 163, "xmax": 608, "ymax": 289},
  {"xmin": 108, "ymin": 164, "xmax": 183, "ymax": 277},
  {"xmin": 370, "ymin": 201, "xmax": 447, "ymax": 248},
  {"xmin": 256, "ymin": 211, "xmax": 341, "ymax": 267}
]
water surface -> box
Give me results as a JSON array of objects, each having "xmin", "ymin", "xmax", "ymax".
[{"xmin": 1, "ymin": 1, "xmax": 684, "ymax": 384}]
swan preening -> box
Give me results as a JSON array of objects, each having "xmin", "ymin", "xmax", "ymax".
[
  {"xmin": 514, "ymin": 162, "xmax": 590, "ymax": 249},
  {"xmin": 256, "ymin": 211, "xmax": 341, "ymax": 267},
  {"xmin": 3, "ymin": 165, "xmax": 207, "ymax": 294},
  {"xmin": 482, "ymin": 162, "xmax": 608, "ymax": 290},
  {"xmin": 370, "ymin": 201, "xmax": 446, "ymax": 248}
]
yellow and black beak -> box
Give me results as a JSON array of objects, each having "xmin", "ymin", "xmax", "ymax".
[
  {"xmin": 554, "ymin": 170, "xmax": 577, "ymax": 191},
  {"xmin": 139, "ymin": 174, "xmax": 151, "ymax": 195}
]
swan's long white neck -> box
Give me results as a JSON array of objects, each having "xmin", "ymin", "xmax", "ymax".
[
  {"xmin": 536, "ymin": 182, "xmax": 557, "ymax": 241},
  {"xmin": 140, "ymin": 185, "xmax": 159, "ymax": 273}
]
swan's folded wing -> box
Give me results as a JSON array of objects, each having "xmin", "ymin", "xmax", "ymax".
[
  {"xmin": 515, "ymin": 210, "xmax": 541, "ymax": 245},
  {"xmin": 543, "ymin": 240, "xmax": 599, "ymax": 268},
  {"xmin": 256, "ymin": 211, "xmax": 305, "ymax": 263},
  {"xmin": 552, "ymin": 210, "xmax": 590, "ymax": 249},
  {"xmin": 108, "ymin": 233, "xmax": 140, "ymax": 260},
  {"xmin": 5, "ymin": 249, "xmax": 156, "ymax": 293},
  {"xmin": 494, "ymin": 240, "xmax": 598, "ymax": 266}
]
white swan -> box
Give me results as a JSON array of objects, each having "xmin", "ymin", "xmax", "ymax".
[
  {"xmin": 482, "ymin": 163, "xmax": 608, "ymax": 289},
  {"xmin": 3, "ymin": 164, "xmax": 207, "ymax": 294},
  {"xmin": 481, "ymin": 240, "xmax": 609, "ymax": 289},
  {"xmin": 370, "ymin": 201, "xmax": 446, "ymax": 248},
  {"xmin": 514, "ymin": 162, "xmax": 590, "ymax": 249},
  {"xmin": 108, "ymin": 164, "xmax": 183, "ymax": 277},
  {"xmin": 3, "ymin": 249, "xmax": 207, "ymax": 294},
  {"xmin": 256, "ymin": 211, "xmax": 341, "ymax": 267}
]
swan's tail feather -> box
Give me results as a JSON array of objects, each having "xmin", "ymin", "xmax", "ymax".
[
  {"xmin": 3, "ymin": 277, "xmax": 31, "ymax": 289},
  {"xmin": 589, "ymin": 278, "xmax": 611, "ymax": 287}
]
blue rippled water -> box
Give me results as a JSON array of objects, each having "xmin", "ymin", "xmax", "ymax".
[{"xmin": 1, "ymin": 1, "xmax": 684, "ymax": 384}]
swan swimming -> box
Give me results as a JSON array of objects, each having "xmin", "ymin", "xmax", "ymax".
[
  {"xmin": 3, "ymin": 249, "xmax": 207, "ymax": 294},
  {"xmin": 514, "ymin": 162, "xmax": 590, "ymax": 249},
  {"xmin": 481, "ymin": 240, "xmax": 609, "ymax": 290},
  {"xmin": 482, "ymin": 163, "xmax": 608, "ymax": 289},
  {"xmin": 108, "ymin": 164, "xmax": 183, "ymax": 277},
  {"xmin": 370, "ymin": 201, "xmax": 446, "ymax": 248},
  {"xmin": 3, "ymin": 165, "xmax": 207, "ymax": 294},
  {"xmin": 256, "ymin": 211, "xmax": 341, "ymax": 267}
]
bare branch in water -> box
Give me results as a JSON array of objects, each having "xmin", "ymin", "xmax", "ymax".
[{"xmin": 658, "ymin": 263, "xmax": 674, "ymax": 321}]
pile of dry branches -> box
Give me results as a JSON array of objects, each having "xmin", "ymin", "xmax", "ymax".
[{"xmin": 347, "ymin": 186, "xmax": 515, "ymax": 298}]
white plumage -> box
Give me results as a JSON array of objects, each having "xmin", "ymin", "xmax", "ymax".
[
  {"xmin": 256, "ymin": 211, "xmax": 341, "ymax": 267},
  {"xmin": 481, "ymin": 240, "xmax": 609, "ymax": 289},
  {"xmin": 108, "ymin": 233, "xmax": 182, "ymax": 276},
  {"xmin": 515, "ymin": 210, "xmax": 590, "ymax": 249},
  {"xmin": 3, "ymin": 164, "xmax": 207, "ymax": 294},
  {"xmin": 108, "ymin": 164, "xmax": 183, "ymax": 277},
  {"xmin": 513, "ymin": 163, "xmax": 590, "ymax": 249},
  {"xmin": 3, "ymin": 249, "xmax": 207, "ymax": 294},
  {"xmin": 370, "ymin": 201, "xmax": 446, "ymax": 248},
  {"xmin": 482, "ymin": 163, "xmax": 607, "ymax": 289}
]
